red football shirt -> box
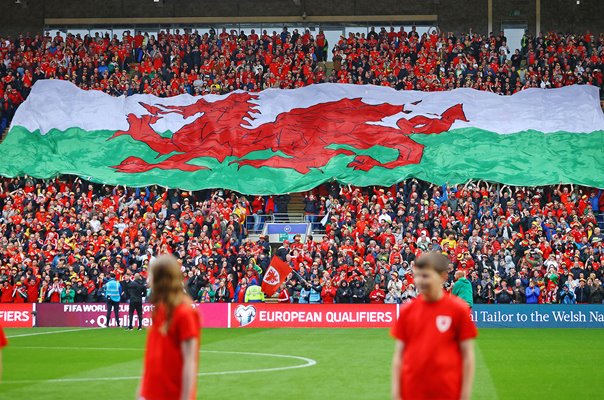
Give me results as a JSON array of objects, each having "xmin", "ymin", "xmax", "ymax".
[
  {"xmin": 140, "ymin": 302, "xmax": 201, "ymax": 400},
  {"xmin": 0, "ymin": 324, "xmax": 7, "ymax": 348},
  {"xmin": 391, "ymin": 292, "xmax": 477, "ymax": 400}
]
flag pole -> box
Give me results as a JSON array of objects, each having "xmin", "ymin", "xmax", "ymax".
[{"xmin": 290, "ymin": 268, "xmax": 308, "ymax": 285}]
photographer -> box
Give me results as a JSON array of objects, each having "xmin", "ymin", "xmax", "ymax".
[
  {"xmin": 559, "ymin": 284, "xmax": 576, "ymax": 304},
  {"xmin": 198, "ymin": 283, "xmax": 216, "ymax": 303}
]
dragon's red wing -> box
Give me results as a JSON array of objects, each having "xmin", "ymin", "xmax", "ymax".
[
  {"xmin": 109, "ymin": 114, "xmax": 178, "ymax": 155},
  {"xmin": 398, "ymin": 103, "xmax": 468, "ymax": 134},
  {"xmin": 159, "ymin": 92, "xmax": 260, "ymax": 123},
  {"xmin": 247, "ymin": 98, "xmax": 405, "ymax": 148},
  {"xmin": 272, "ymin": 98, "xmax": 402, "ymax": 131},
  {"xmin": 139, "ymin": 102, "xmax": 165, "ymax": 116}
]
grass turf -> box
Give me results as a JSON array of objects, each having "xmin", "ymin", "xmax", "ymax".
[{"xmin": 0, "ymin": 327, "xmax": 601, "ymax": 399}]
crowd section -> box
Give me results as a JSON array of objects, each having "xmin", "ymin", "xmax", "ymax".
[
  {"xmin": 2, "ymin": 26, "xmax": 604, "ymax": 130},
  {"xmin": 1, "ymin": 25, "xmax": 603, "ymax": 306},
  {"xmin": 0, "ymin": 176, "xmax": 602, "ymax": 305}
]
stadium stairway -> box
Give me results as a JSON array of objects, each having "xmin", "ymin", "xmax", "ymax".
[
  {"xmin": 325, "ymin": 61, "xmax": 334, "ymax": 76},
  {"xmin": 287, "ymin": 192, "xmax": 306, "ymax": 214},
  {"xmin": 597, "ymin": 213, "xmax": 604, "ymax": 230}
]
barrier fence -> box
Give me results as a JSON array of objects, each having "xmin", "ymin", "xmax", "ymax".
[{"xmin": 1, "ymin": 303, "xmax": 603, "ymax": 329}]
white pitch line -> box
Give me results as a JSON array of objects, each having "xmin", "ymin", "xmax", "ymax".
[
  {"xmin": 7, "ymin": 328, "xmax": 98, "ymax": 338},
  {"xmin": 12, "ymin": 346, "xmax": 144, "ymax": 351},
  {"xmin": 2, "ymin": 348, "xmax": 317, "ymax": 384}
]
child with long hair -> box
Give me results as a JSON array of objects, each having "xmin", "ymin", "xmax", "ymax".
[
  {"xmin": 138, "ymin": 254, "xmax": 201, "ymax": 400},
  {"xmin": 0, "ymin": 322, "xmax": 6, "ymax": 381}
]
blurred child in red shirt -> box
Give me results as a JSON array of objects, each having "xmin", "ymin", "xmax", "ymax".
[
  {"xmin": 138, "ymin": 255, "xmax": 201, "ymax": 400},
  {"xmin": 391, "ymin": 252, "xmax": 477, "ymax": 400},
  {"xmin": 0, "ymin": 323, "xmax": 7, "ymax": 381}
]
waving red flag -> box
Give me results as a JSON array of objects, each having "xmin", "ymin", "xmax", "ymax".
[{"xmin": 261, "ymin": 256, "xmax": 293, "ymax": 296}]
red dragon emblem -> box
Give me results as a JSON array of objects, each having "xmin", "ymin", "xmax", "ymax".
[
  {"xmin": 263, "ymin": 266, "xmax": 280, "ymax": 285},
  {"xmin": 108, "ymin": 92, "xmax": 468, "ymax": 174}
]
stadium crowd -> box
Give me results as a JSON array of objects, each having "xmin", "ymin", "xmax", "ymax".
[
  {"xmin": 0, "ymin": 176, "xmax": 603, "ymax": 305},
  {"xmin": 2, "ymin": 26, "xmax": 604, "ymax": 130},
  {"xmin": 0, "ymin": 26, "xmax": 603, "ymax": 306}
]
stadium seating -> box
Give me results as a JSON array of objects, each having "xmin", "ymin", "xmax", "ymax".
[
  {"xmin": 0, "ymin": 27, "xmax": 603, "ymax": 305},
  {"xmin": 1, "ymin": 27, "xmax": 603, "ymax": 131},
  {"xmin": 0, "ymin": 176, "xmax": 602, "ymax": 305}
]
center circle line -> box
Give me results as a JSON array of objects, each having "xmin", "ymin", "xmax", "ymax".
[{"xmin": 3, "ymin": 347, "xmax": 317, "ymax": 384}]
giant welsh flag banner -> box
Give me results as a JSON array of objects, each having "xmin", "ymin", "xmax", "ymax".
[{"xmin": 1, "ymin": 80, "xmax": 603, "ymax": 194}]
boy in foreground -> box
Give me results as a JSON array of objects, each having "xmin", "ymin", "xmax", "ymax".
[{"xmin": 391, "ymin": 252, "xmax": 477, "ymax": 400}]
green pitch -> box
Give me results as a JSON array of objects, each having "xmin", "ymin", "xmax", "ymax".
[{"xmin": 0, "ymin": 327, "xmax": 601, "ymax": 399}]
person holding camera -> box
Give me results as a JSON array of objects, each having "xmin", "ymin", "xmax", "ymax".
[{"xmin": 559, "ymin": 284, "xmax": 576, "ymax": 304}]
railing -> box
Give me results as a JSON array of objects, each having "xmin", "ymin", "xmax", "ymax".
[
  {"xmin": 44, "ymin": 15, "xmax": 438, "ymax": 26},
  {"xmin": 245, "ymin": 213, "xmax": 326, "ymax": 234}
]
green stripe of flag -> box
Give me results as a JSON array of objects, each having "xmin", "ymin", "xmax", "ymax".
[{"xmin": 0, "ymin": 126, "xmax": 602, "ymax": 193}]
